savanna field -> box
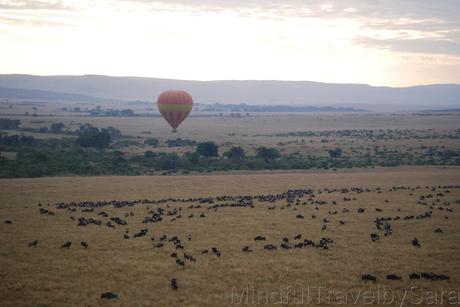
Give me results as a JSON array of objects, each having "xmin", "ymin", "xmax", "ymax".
[
  {"xmin": 1, "ymin": 113, "xmax": 460, "ymax": 306},
  {"xmin": 1, "ymin": 166, "xmax": 460, "ymax": 306}
]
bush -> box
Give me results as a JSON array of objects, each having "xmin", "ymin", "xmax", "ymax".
[
  {"xmin": 185, "ymin": 151, "xmax": 200, "ymax": 164},
  {"xmin": 196, "ymin": 142, "xmax": 219, "ymax": 157},
  {"xmin": 76, "ymin": 126, "xmax": 111, "ymax": 149},
  {"xmin": 224, "ymin": 146, "xmax": 245, "ymax": 160},
  {"xmin": 327, "ymin": 147, "xmax": 343, "ymax": 158},
  {"xmin": 167, "ymin": 138, "xmax": 195, "ymax": 147},
  {"xmin": 0, "ymin": 118, "xmax": 20, "ymax": 130},
  {"xmin": 50, "ymin": 122, "xmax": 65, "ymax": 133},
  {"xmin": 145, "ymin": 138, "xmax": 159, "ymax": 147},
  {"xmin": 106, "ymin": 127, "xmax": 122, "ymax": 139},
  {"xmin": 255, "ymin": 146, "xmax": 280, "ymax": 162},
  {"xmin": 144, "ymin": 151, "xmax": 157, "ymax": 158}
]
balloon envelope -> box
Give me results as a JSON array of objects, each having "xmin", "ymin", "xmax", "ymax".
[{"xmin": 157, "ymin": 91, "xmax": 193, "ymax": 131}]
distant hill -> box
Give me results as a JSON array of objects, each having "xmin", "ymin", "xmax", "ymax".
[
  {"xmin": 0, "ymin": 74, "xmax": 459, "ymax": 111},
  {"xmin": 0, "ymin": 86, "xmax": 108, "ymax": 103}
]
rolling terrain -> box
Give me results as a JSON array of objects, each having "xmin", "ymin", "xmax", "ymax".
[{"xmin": 1, "ymin": 74, "xmax": 459, "ymax": 111}]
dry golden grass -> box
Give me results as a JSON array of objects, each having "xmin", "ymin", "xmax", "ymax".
[
  {"xmin": 9, "ymin": 113, "xmax": 460, "ymax": 139},
  {"xmin": 0, "ymin": 166, "xmax": 459, "ymax": 306}
]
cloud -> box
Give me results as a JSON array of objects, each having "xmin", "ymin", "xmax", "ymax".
[
  {"xmin": 0, "ymin": 0, "xmax": 73, "ymax": 11},
  {"xmin": 1, "ymin": 0, "xmax": 459, "ymax": 84},
  {"xmin": 355, "ymin": 36, "xmax": 460, "ymax": 56},
  {"xmin": 121, "ymin": 0, "xmax": 460, "ymax": 56},
  {"xmin": 119, "ymin": 0, "xmax": 460, "ymax": 20},
  {"xmin": 0, "ymin": 15, "xmax": 74, "ymax": 27}
]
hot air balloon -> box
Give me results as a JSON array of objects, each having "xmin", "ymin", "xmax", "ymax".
[{"xmin": 157, "ymin": 90, "xmax": 193, "ymax": 132}]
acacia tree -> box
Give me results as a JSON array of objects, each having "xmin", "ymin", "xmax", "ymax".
[
  {"xmin": 224, "ymin": 146, "xmax": 245, "ymax": 160},
  {"xmin": 50, "ymin": 122, "xmax": 65, "ymax": 133},
  {"xmin": 255, "ymin": 146, "xmax": 280, "ymax": 162},
  {"xmin": 327, "ymin": 147, "xmax": 343, "ymax": 158},
  {"xmin": 196, "ymin": 142, "xmax": 219, "ymax": 157},
  {"xmin": 77, "ymin": 126, "xmax": 111, "ymax": 149}
]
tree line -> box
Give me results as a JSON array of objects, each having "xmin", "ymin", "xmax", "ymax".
[{"xmin": 1, "ymin": 132, "xmax": 459, "ymax": 178}]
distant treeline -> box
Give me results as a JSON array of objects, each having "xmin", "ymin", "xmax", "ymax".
[
  {"xmin": 197, "ymin": 103, "xmax": 364, "ymax": 113},
  {"xmin": 1, "ymin": 133, "xmax": 459, "ymax": 178},
  {"xmin": 264, "ymin": 129, "xmax": 460, "ymax": 140},
  {"xmin": 0, "ymin": 118, "xmax": 122, "ymax": 138}
]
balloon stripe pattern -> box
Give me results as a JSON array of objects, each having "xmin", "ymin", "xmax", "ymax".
[{"xmin": 157, "ymin": 91, "xmax": 193, "ymax": 131}]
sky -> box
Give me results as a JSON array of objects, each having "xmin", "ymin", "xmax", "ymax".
[{"xmin": 0, "ymin": 0, "xmax": 459, "ymax": 86}]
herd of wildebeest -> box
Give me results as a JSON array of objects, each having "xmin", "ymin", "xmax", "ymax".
[{"xmin": 4, "ymin": 184, "xmax": 459, "ymax": 300}]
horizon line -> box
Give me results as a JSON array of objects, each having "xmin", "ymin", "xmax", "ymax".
[{"xmin": 1, "ymin": 73, "xmax": 459, "ymax": 89}]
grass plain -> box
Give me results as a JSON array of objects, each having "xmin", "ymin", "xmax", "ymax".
[
  {"xmin": 1, "ymin": 108, "xmax": 460, "ymax": 306},
  {"xmin": 1, "ymin": 166, "xmax": 459, "ymax": 306}
]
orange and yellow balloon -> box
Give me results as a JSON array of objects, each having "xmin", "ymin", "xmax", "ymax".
[{"xmin": 157, "ymin": 90, "xmax": 193, "ymax": 132}]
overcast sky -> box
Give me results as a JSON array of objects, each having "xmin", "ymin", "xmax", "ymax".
[{"xmin": 1, "ymin": 0, "xmax": 459, "ymax": 86}]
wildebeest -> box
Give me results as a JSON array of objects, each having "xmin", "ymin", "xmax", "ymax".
[
  {"xmin": 386, "ymin": 274, "xmax": 402, "ymax": 280},
  {"xmin": 101, "ymin": 292, "xmax": 118, "ymax": 299},
  {"xmin": 409, "ymin": 273, "xmax": 421, "ymax": 280},
  {"xmin": 171, "ymin": 278, "xmax": 178, "ymax": 290},
  {"xmin": 211, "ymin": 247, "xmax": 221, "ymax": 257},
  {"xmin": 420, "ymin": 272, "xmax": 450, "ymax": 281},
  {"xmin": 361, "ymin": 274, "xmax": 377, "ymax": 283},
  {"xmin": 133, "ymin": 229, "xmax": 148, "ymax": 238},
  {"xmin": 412, "ymin": 238, "xmax": 421, "ymax": 248},
  {"xmin": 176, "ymin": 259, "xmax": 185, "ymax": 267},
  {"xmin": 370, "ymin": 233, "xmax": 380, "ymax": 242},
  {"xmin": 242, "ymin": 246, "xmax": 252, "ymax": 253},
  {"xmin": 61, "ymin": 241, "xmax": 72, "ymax": 249},
  {"xmin": 81, "ymin": 241, "xmax": 88, "ymax": 248},
  {"xmin": 28, "ymin": 240, "xmax": 38, "ymax": 247}
]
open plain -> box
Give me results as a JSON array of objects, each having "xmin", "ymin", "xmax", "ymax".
[{"xmin": 1, "ymin": 166, "xmax": 459, "ymax": 306}]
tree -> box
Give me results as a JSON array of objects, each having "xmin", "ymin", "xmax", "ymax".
[
  {"xmin": 39, "ymin": 126, "xmax": 49, "ymax": 133},
  {"xmin": 144, "ymin": 150, "xmax": 157, "ymax": 158},
  {"xmin": 185, "ymin": 151, "xmax": 200, "ymax": 164},
  {"xmin": 106, "ymin": 126, "xmax": 122, "ymax": 139},
  {"xmin": 327, "ymin": 147, "xmax": 343, "ymax": 158},
  {"xmin": 0, "ymin": 118, "xmax": 20, "ymax": 130},
  {"xmin": 77, "ymin": 126, "xmax": 111, "ymax": 149},
  {"xmin": 255, "ymin": 146, "xmax": 280, "ymax": 162},
  {"xmin": 158, "ymin": 152, "xmax": 179, "ymax": 169},
  {"xmin": 120, "ymin": 109, "xmax": 134, "ymax": 116},
  {"xmin": 167, "ymin": 138, "xmax": 195, "ymax": 147},
  {"xmin": 50, "ymin": 122, "xmax": 65, "ymax": 133},
  {"xmin": 145, "ymin": 138, "xmax": 159, "ymax": 147},
  {"xmin": 196, "ymin": 142, "xmax": 219, "ymax": 157},
  {"xmin": 224, "ymin": 146, "xmax": 245, "ymax": 160}
]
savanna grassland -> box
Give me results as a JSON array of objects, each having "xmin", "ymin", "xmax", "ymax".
[
  {"xmin": 1, "ymin": 108, "xmax": 460, "ymax": 306},
  {"xmin": 1, "ymin": 112, "xmax": 460, "ymax": 177},
  {"xmin": 1, "ymin": 167, "xmax": 460, "ymax": 306}
]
